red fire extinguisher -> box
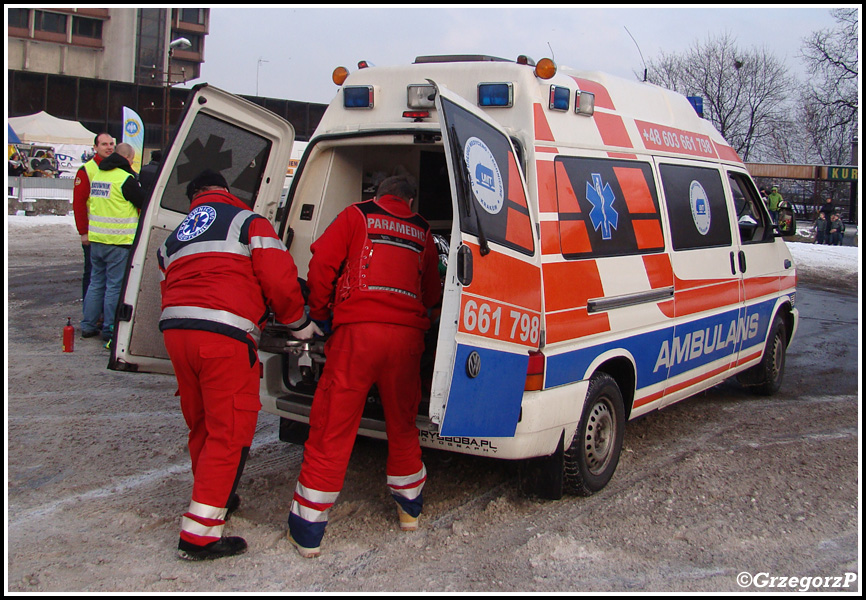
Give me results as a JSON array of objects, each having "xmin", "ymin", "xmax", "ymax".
[{"xmin": 63, "ymin": 317, "xmax": 75, "ymax": 353}]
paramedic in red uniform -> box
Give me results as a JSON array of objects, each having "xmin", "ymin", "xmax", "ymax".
[
  {"xmin": 288, "ymin": 175, "xmax": 442, "ymax": 558},
  {"xmin": 158, "ymin": 170, "xmax": 320, "ymax": 561}
]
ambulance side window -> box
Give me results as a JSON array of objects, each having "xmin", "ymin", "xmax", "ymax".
[
  {"xmin": 160, "ymin": 112, "xmax": 272, "ymax": 214},
  {"xmin": 555, "ymin": 157, "xmax": 665, "ymax": 259},
  {"xmin": 727, "ymin": 172, "xmax": 771, "ymax": 244},
  {"xmin": 659, "ymin": 164, "xmax": 732, "ymax": 251}
]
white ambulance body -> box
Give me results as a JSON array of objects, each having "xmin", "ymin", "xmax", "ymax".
[{"xmin": 112, "ymin": 55, "xmax": 798, "ymax": 498}]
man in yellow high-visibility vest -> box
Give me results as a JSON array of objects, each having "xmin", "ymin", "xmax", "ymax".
[{"xmin": 81, "ymin": 142, "xmax": 144, "ymax": 343}]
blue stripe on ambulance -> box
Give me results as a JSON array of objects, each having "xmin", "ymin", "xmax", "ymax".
[
  {"xmin": 546, "ymin": 298, "xmax": 777, "ymax": 392},
  {"xmin": 439, "ymin": 344, "xmax": 528, "ymax": 438}
]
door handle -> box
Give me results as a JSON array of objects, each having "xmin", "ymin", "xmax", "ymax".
[
  {"xmin": 729, "ymin": 252, "xmax": 737, "ymax": 275},
  {"xmin": 457, "ymin": 244, "xmax": 473, "ymax": 285},
  {"xmin": 738, "ymin": 250, "xmax": 747, "ymax": 273}
]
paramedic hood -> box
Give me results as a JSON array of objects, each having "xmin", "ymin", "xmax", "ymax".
[{"xmin": 306, "ymin": 194, "xmax": 441, "ymax": 330}]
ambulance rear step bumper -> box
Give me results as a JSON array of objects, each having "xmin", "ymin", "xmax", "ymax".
[{"xmin": 275, "ymin": 394, "xmax": 436, "ymax": 435}]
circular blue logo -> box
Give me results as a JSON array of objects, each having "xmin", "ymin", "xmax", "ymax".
[
  {"xmin": 177, "ymin": 205, "xmax": 217, "ymax": 241},
  {"xmin": 464, "ymin": 137, "xmax": 504, "ymax": 215},
  {"xmin": 689, "ymin": 180, "xmax": 711, "ymax": 236},
  {"xmin": 124, "ymin": 119, "xmax": 140, "ymax": 137}
]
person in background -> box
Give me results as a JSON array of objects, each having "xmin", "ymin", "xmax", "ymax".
[
  {"xmin": 158, "ymin": 169, "xmax": 319, "ymax": 561},
  {"xmin": 813, "ymin": 212, "xmax": 827, "ymax": 245},
  {"xmin": 8, "ymin": 152, "xmax": 26, "ymax": 176},
  {"xmin": 767, "ymin": 185, "xmax": 783, "ymax": 224},
  {"xmin": 80, "ymin": 143, "xmax": 143, "ymax": 343},
  {"xmin": 139, "ymin": 149, "xmax": 163, "ymax": 200},
  {"xmin": 287, "ymin": 175, "xmax": 441, "ymax": 559},
  {"xmin": 828, "ymin": 213, "xmax": 845, "ymax": 246},
  {"xmin": 73, "ymin": 133, "xmax": 116, "ymax": 302}
]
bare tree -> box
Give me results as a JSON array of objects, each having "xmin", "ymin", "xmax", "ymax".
[
  {"xmin": 646, "ymin": 32, "xmax": 794, "ymax": 162},
  {"xmin": 799, "ymin": 8, "xmax": 859, "ymax": 164}
]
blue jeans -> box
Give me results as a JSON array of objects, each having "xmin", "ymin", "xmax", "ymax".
[{"xmin": 81, "ymin": 242, "xmax": 130, "ymax": 338}]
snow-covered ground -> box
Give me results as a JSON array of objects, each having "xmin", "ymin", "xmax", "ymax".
[{"xmin": 5, "ymin": 214, "xmax": 861, "ymax": 283}]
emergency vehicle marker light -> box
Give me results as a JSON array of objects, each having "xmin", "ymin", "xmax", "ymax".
[
  {"xmin": 525, "ymin": 351, "xmax": 545, "ymax": 391},
  {"xmin": 535, "ymin": 58, "xmax": 557, "ymax": 80},
  {"xmin": 549, "ymin": 85, "xmax": 570, "ymax": 111},
  {"xmin": 478, "ymin": 83, "xmax": 513, "ymax": 108},
  {"xmin": 517, "ymin": 55, "xmax": 536, "ymax": 66},
  {"xmin": 575, "ymin": 90, "xmax": 595, "ymax": 116},
  {"xmin": 332, "ymin": 66, "xmax": 350, "ymax": 86},
  {"xmin": 407, "ymin": 84, "xmax": 436, "ymax": 108},
  {"xmin": 357, "ymin": 60, "xmax": 373, "ymax": 69},
  {"xmin": 402, "ymin": 111, "xmax": 430, "ymax": 120},
  {"xmin": 343, "ymin": 85, "xmax": 374, "ymax": 109}
]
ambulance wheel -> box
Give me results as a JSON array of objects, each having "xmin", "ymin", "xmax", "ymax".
[
  {"xmin": 739, "ymin": 313, "xmax": 787, "ymax": 396},
  {"xmin": 563, "ymin": 373, "xmax": 625, "ymax": 496}
]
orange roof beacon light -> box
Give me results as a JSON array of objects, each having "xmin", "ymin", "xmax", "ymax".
[
  {"xmin": 535, "ymin": 58, "xmax": 557, "ymax": 80},
  {"xmin": 332, "ymin": 66, "xmax": 350, "ymax": 86}
]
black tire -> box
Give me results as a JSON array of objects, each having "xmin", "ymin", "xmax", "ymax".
[
  {"xmin": 737, "ymin": 313, "xmax": 787, "ymax": 396},
  {"xmin": 564, "ymin": 373, "xmax": 625, "ymax": 496}
]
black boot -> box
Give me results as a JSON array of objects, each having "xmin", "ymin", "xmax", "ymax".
[{"xmin": 177, "ymin": 536, "xmax": 247, "ymax": 561}]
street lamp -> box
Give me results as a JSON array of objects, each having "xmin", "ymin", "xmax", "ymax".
[
  {"xmin": 163, "ymin": 37, "xmax": 192, "ymax": 147},
  {"xmin": 257, "ymin": 57, "xmax": 269, "ymax": 96}
]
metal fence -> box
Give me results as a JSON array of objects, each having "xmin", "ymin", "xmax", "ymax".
[{"xmin": 7, "ymin": 176, "xmax": 74, "ymax": 214}]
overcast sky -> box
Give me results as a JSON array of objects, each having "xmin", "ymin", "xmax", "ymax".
[{"xmin": 194, "ymin": 6, "xmax": 845, "ymax": 104}]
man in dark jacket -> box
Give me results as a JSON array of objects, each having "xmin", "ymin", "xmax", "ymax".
[{"xmin": 138, "ymin": 149, "xmax": 162, "ymax": 199}]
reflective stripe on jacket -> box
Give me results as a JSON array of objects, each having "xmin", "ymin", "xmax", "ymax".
[
  {"xmin": 88, "ymin": 166, "xmax": 139, "ymax": 245},
  {"xmin": 157, "ymin": 190, "xmax": 307, "ymax": 347}
]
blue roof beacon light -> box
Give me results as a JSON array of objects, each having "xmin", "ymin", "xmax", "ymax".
[
  {"xmin": 687, "ymin": 96, "xmax": 704, "ymax": 118},
  {"xmin": 478, "ymin": 83, "xmax": 513, "ymax": 108},
  {"xmin": 344, "ymin": 85, "xmax": 374, "ymax": 109},
  {"xmin": 549, "ymin": 85, "xmax": 570, "ymax": 111}
]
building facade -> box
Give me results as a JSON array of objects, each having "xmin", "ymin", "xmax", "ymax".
[{"xmin": 8, "ymin": 7, "xmax": 208, "ymax": 86}]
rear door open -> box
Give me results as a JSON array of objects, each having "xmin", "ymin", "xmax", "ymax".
[
  {"xmin": 110, "ymin": 84, "xmax": 294, "ymax": 374},
  {"xmin": 431, "ymin": 84, "xmax": 542, "ymax": 437}
]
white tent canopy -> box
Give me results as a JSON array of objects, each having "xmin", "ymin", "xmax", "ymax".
[{"xmin": 8, "ymin": 111, "xmax": 97, "ymax": 146}]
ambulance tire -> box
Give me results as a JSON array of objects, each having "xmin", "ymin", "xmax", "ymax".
[
  {"xmin": 564, "ymin": 373, "xmax": 625, "ymax": 496},
  {"xmin": 739, "ymin": 313, "xmax": 787, "ymax": 396}
]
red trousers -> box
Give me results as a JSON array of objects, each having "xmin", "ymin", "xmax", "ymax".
[
  {"xmin": 164, "ymin": 329, "xmax": 261, "ymax": 546},
  {"xmin": 289, "ymin": 323, "xmax": 427, "ymax": 548}
]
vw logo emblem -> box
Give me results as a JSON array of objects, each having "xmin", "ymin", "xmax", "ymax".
[{"xmin": 466, "ymin": 351, "xmax": 481, "ymax": 378}]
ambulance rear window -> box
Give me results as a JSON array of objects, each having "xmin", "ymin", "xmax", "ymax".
[{"xmin": 160, "ymin": 113, "xmax": 272, "ymax": 214}]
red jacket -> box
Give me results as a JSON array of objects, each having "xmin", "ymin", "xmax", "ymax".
[
  {"xmin": 157, "ymin": 190, "xmax": 307, "ymax": 346},
  {"xmin": 73, "ymin": 154, "xmax": 103, "ymax": 236},
  {"xmin": 307, "ymin": 195, "xmax": 441, "ymax": 331}
]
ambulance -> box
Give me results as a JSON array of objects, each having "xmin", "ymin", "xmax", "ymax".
[{"xmin": 111, "ymin": 54, "xmax": 798, "ymax": 499}]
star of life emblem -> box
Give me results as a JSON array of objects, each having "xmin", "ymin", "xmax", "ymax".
[{"xmin": 177, "ymin": 205, "xmax": 217, "ymax": 241}]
